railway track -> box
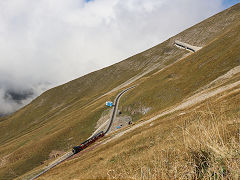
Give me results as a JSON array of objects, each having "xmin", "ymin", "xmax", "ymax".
[
  {"xmin": 30, "ymin": 86, "xmax": 135, "ymax": 180},
  {"xmin": 105, "ymin": 86, "xmax": 135, "ymax": 134}
]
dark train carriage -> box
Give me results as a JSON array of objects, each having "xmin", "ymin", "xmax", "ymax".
[{"xmin": 72, "ymin": 131, "xmax": 105, "ymax": 154}]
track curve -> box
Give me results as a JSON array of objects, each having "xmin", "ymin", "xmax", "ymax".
[
  {"xmin": 29, "ymin": 86, "xmax": 135, "ymax": 180},
  {"xmin": 105, "ymin": 86, "xmax": 135, "ymax": 134}
]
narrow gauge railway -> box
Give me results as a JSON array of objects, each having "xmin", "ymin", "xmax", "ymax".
[
  {"xmin": 72, "ymin": 86, "xmax": 135, "ymax": 155},
  {"xmin": 30, "ymin": 87, "xmax": 135, "ymax": 179}
]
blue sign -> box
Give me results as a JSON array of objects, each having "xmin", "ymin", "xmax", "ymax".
[{"xmin": 106, "ymin": 101, "xmax": 113, "ymax": 107}]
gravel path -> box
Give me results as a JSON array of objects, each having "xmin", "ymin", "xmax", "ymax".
[{"xmin": 103, "ymin": 79, "xmax": 240, "ymax": 144}]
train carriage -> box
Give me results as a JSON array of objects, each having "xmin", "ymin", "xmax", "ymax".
[{"xmin": 72, "ymin": 131, "xmax": 104, "ymax": 154}]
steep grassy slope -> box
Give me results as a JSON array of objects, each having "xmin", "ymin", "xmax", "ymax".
[
  {"xmin": 39, "ymin": 82, "xmax": 240, "ymax": 179},
  {"xmin": 0, "ymin": 24, "xmax": 187, "ymax": 180},
  {"xmin": 0, "ymin": 3, "xmax": 240, "ymax": 179},
  {"xmin": 36, "ymin": 17, "xmax": 240, "ymax": 179},
  {"xmin": 120, "ymin": 21, "xmax": 240, "ymax": 121}
]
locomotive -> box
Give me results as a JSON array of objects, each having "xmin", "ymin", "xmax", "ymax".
[{"xmin": 72, "ymin": 131, "xmax": 105, "ymax": 154}]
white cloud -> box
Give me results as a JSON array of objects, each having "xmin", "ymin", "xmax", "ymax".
[{"xmin": 0, "ymin": 0, "xmax": 225, "ymax": 114}]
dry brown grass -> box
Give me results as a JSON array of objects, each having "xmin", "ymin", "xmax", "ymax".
[
  {"xmin": 105, "ymin": 110, "xmax": 240, "ymax": 179},
  {"xmin": 38, "ymin": 88, "xmax": 240, "ymax": 180},
  {"xmin": 3, "ymin": 4, "xmax": 240, "ymax": 179}
]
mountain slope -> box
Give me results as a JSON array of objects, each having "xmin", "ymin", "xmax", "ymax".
[
  {"xmin": 39, "ymin": 79, "xmax": 240, "ymax": 179},
  {"xmin": 0, "ymin": 3, "xmax": 240, "ymax": 179},
  {"xmin": 36, "ymin": 13, "xmax": 240, "ymax": 179}
]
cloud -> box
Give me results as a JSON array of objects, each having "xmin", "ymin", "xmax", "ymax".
[
  {"xmin": 0, "ymin": 0, "xmax": 226, "ymax": 115},
  {"xmin": 0, "ymin": 87, "xmax": 33, "ymax": 115}
]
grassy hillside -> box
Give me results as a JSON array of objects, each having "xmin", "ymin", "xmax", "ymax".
[
  {"xmin": 39, "ymin": 81, "xmax": 240, "ymax": 179},
  {"xmin": 120, "ymin": 21, "xmax": 240, "ymax": 121},
  {"xmin": 0, "ymin": 3, "xmax": 240, "ymax": 179},
  {"xmin": 36, "ymin": 15, "xmax": 240, "ymax": 179}
]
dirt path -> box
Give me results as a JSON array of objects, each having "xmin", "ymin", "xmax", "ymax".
[
  {"xmin": 103, "ymin": 79, "xmax": 240, "ymax": 144},
  {"xmin": 90, "ymin": 53, "xmax": 193, "ymax": 137}
]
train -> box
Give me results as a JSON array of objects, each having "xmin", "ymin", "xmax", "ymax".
[{"xmin": 72, "ymin": 131, "xmax": 105, "ymax": 154}]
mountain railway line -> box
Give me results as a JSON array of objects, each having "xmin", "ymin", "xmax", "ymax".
[{"xmin": 30, "ymin": 86, "xmax": 135, "ymax": 180}]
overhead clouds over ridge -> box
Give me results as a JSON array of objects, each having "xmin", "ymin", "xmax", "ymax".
[{"xmin": 0, "ymin": 0, "xmax": 231, "ymax": 114}]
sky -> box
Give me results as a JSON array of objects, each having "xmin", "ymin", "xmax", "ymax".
[
  {"xmin": 223, "ymin": 0, "xmax": 239, "ymax": 7},
  {"xmin": 0, "ymin": 0, "xmax": 238, "ymax": 115}
]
